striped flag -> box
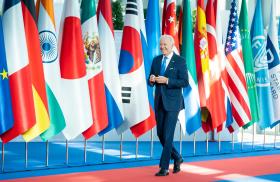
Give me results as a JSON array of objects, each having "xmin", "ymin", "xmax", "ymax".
[
  {"xmin": 0, "ymin": 0, "xmax": 36, "ymax": 143},
  {"xmin": 97, "ymin": 0, "xmax": 124, "ymax": 135},
  {"xmin": 162, "ymin": 0, "xmax": 179, "ymax": 53},
  {"xmin": 37, "ymin": 0, "xmax": 66, "ymax": 140},
  {"xmin": 251, "ymin": 0, "xmax": 274, "ymax": 129},
  {"xmin": 130, "ymin": 0, "xmax": 156, "ymax": 137},
  {"xmin": 21, "ymin": 0, "xmax": 50, "ymax": 142},
  {"xmin": 117, "ymin": 0, "xmax": 150, "ymax": 134},
  {"xmin": 225, "ymin": 0, "xmax": 251, "ymax": 131},
  {"xmin": 239, "ymin": 0, "xmax": 260, "ymax": 129},
  {"xmin": 81, "ymin": 0, "xmax": 108, "ymax": 139},
  {"xmin": 59, "ymin": 0, "xmax": 93, "ymax": 140},
  {"xmin": 205, "ymin": 0, "xmax": 226, "ymax": 131},
  {"xmin": 266, "ymin": 0, "xmax": 280, "ymax": 128},
  {"xmin": 0, "ymin": 16, "xmax": 14, "ymax": 135},
  {"xmin": 194, "ymin": 0, "xmax": 211, "ymax": 129},
  {"xmin": 181, "ymin": 0, "xmax": 201, "ymax": 135}
]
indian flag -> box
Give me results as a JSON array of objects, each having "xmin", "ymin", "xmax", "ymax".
[{"xmin": 37, "ymin": 0, "xmax": 66, "ymax": 140}]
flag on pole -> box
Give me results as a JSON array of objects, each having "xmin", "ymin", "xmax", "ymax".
[
  {"xmin": 181, "ymin": 0, "xmax": 201, "ymax": 135},
  {"xmin": 225, "ymin": 0, "xmax": 251, "ymax": 131},
  {"xmin": 162, "ymin": 0, "xmax": 179, "ymax": 53},
  {"xmin": 266, "ymin": 0, "xmax": 280, "ymax": 128},
  {"xmin": 145, "ymin": 0, "xmax": 161, "ymax": 60},
  {"xmin": 81, "ymin": 0, "xmax": 108, "ymax": 139},
  {"xmin": 0, "ymin": 16, "xmax": 14, "ymax": 135},
  {"xmin": 59, "ymin": 0, "xmax": 93, "ymax": 140},
  {"xmin": 214, "ymin": 0, "xmax": 233, "ymax": 132},
  {"xmin": 21, "ymin": 0, "xmax": 50, "ymax": 142},
  {"xmin": 97, "ymin": 0, "xmax": 124, "ymax": 135},
  {"xmin": 251, "ymin": 0, "xmax": 274, "ymax": 129},
  {"xmin": 239, "ymin": 0, "xmax": 260, "ymax": 129},
  {"xmin": 194, "ymin": 0, "xmax": 211, "ymax": 130},
  {"xmin": 130, "ymin": 0, "xmax": 156, "ymax": 137},
  {"xmin": 205, "ymin": 0, "xmax": 226, "ymax": 131},
  {"xmin": 37, "ymin": 0, "xmax": 66, "ymax": 140},
  {"xmin": 0, "ymin": 0, "xmax": 36, "ymax": 143},
  {"xmin": 117, "ymin": 0, "xmax": 150, "ymax": 134}
]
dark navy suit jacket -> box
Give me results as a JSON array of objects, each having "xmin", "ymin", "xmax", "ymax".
[{"xmin": 149, "ymin": 53, "xmax": 189, "ymax": 111}]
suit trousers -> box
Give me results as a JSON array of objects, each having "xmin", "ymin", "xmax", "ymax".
[{"xmin": 155, "ymin": 96, "xmax": 181, "ymax": 170}]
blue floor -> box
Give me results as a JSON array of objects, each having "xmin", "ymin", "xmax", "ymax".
[{"xmin": 0, "ymin": 141, "xmax": 280, "ymax": 180}]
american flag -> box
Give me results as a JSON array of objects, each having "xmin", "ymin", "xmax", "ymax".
[{"xmin": 224, "ymin": 0, "xmax": 251, "ymax": 131}]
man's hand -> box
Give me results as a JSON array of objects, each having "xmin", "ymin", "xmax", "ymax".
[
  {"xmin": 149, "ymin": 74, "xmax": 156, "ymax": 84},
  {"xmin": 155, "ymin": 76, "xmax": 168, "ymax": 84}
]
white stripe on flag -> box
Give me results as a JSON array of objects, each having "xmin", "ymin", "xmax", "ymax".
[
  {"xmin": 229, "ymin": 87, "xmax": 250, "ymax": 125},
  {"xmin": 231, "ymin": 50, "xmax": 246, "ymax": 76},
  {"xmin": 99, "ymin": 14, "xmax": 124, "ymax": 114},
  {"xmin": 226, "ymin": 57, "xmax": 250, "ymax": 106},
  {"xmin": 2, "ymin": 3, "xmax": 29, "ymax": 75}
]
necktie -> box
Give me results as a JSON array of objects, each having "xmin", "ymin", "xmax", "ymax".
[{"xmin": 160, "ymin": 56, "xmax": 167, "ymax": 76}]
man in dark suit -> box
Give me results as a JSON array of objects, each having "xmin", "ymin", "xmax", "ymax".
[{"xmin": 149, "ymin": 35, "xmax": 188, "ymax": 176}]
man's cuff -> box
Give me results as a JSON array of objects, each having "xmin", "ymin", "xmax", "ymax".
[{"xmin": 166, "ymin": 78, "xmax": 169, "ymax": 85}]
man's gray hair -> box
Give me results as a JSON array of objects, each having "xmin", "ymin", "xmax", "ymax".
[{"xmin": 160, "ymin": 34, "xmax": 174, "ymax": 45}]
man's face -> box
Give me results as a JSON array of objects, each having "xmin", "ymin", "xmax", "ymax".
[{"xmin": 160, "ymin": 38, "xmax": 173, "ymax": 56}]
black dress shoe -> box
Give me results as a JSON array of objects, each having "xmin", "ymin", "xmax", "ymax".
[
  {"xmin": 155, "ymin": 168, "xmax": 169, "ymax": 176},
  {"xmin": 173, "ymin": 158, "xmax": 183, "ymax": 173}
]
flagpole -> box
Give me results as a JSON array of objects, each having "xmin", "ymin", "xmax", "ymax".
[
  {"xmin": 150, "ymin": 129, "xmax": 153, "ymax": 158},
  {"xmin": 179, "ymin": 125, "xmax": 183, "ymax": 155},
  {"xmin": 46, "ymin": 140, "xmax": 49, "ymax": 167},
  {"xmin": 218, "ymin": 132, "xmax": 221, "ymax": 153},
  {"xmin": 120, "ymin": 134, "xmax": 123, "ymax": 160},
  {"xmin": 193, "ymin": 132, "xmax": 196, "ymax": 155},
  {"xmin": 274, "ymin": 125, "xmax": 278, "ymax": 149},
  {"xmin": 206, "ymin": 132, "xmax": 208, "ymax": 154},
  {"xmin": 102, "ymin": 135, "xmax": 105, "ymax": 162},
  {"xmin": 136, "ymin": 138, "xmax": 139, "ymax": 159},
  {"xmin": 66, "ymin": 139, "xmax": 69, "ymax": 165},
  {"xmin": 25, "ymin": 142, "xmax": 28, "ymax": 169},
  {"xmin": 263, "ymin": 129, "xmax": 266, "ymax": 149},
  {"xmin": 84, "ymin": 139, "xmax": 87, "ymax": 164},
  {"xmin": 231, "ymin": 133, "xmax": 234, "ymax": 152},
  {"xmin": 252, "ymin": 123, "xmax": 255, "ymax": 150},
  {"xmin": 241, "ymin": 128, "xmax": 244, "ymax": 151},
  {"xmin": 1, "ymin": 143, "xmax": 4, "ymax": 173}
]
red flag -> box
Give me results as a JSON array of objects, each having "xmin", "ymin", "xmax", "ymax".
[
  {"xmin": 205, "ymin": 0, "xmax": 226, "ymax": 131},
  {"xmin": 0, "ymin": 1, "xmax": 36, "ymax": 143},
  {"xmin": 162, "ymin": 0, "xmax": 179, "ymax": 53}
]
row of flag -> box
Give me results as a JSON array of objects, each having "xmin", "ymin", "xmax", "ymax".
[
  {"xmin": 0, "ymin": 0, "xmax": 280, "ymax": 144},
  {"xmin": 162, "ymin": 0, "xmax": 280, "ymax": 135},
  {"xmin": 0, "ymin": 0, "xmax": 158, "ymax": 143}
]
